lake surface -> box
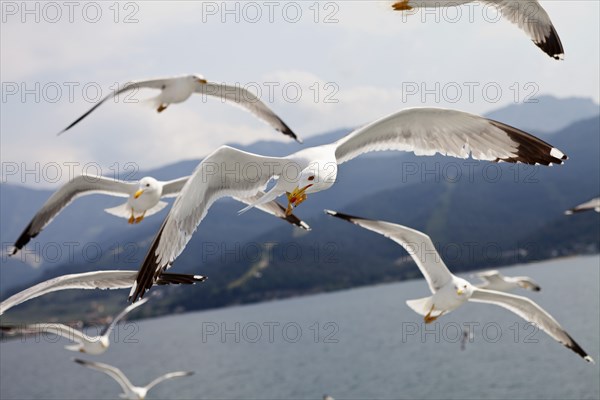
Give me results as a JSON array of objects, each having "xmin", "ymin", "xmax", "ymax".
[{"xmin": 1, "ymin": 255, "xmax": 599, "ymax": 400}]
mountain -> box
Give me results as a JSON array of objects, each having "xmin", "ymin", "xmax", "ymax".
[
  {"xmin": 486, "ymin": 95, "xmax": 599, "ymax": 134},
  {"xmin": 1, "ymin": 98, "xmax": 598, "ymax": 322}
]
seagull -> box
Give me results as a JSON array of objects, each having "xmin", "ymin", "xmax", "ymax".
[
  {"xmin": 392, "ymin": 0, "xmax": 564, "ymax": 60},
  {"xmin": 73, "ymin": 358, "xmax": 194, "ymax": 400},
  {"xmin": 325, "ymin": 210, "xmax": 594, "ymax": 363},
  {"xmin": 0, "ymin": 270, "xmax": 205, "ymax": 316},
  {"xmin": 1, "ymin": 298, "xmax": 150, "ymax": 354},
  {"xmin": 475, "ymin": 270, "xmax": 541, "ymax": 292},
  {"xmin": 128, "ymin": 106, "xmax": 567, "ymax": 301},
  {"xmin": 460, "ymin": 326, "xmax": 473, "ymax": 351},
  {"xmin": 565, "ymin": 197, "xmax": 600, "ymax": 215},
  {"xmin": 10, "ymin": 174, "xmax": 309, "ymax": 256},
  {"xmin": 58, "ymin": 74, "xmax": 300, "ymax": 142}
]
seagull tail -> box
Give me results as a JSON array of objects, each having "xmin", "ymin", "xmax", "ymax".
[
  {"xmin": 104, "ymin": 203, "xmax": 133, "ymax": 219},
  {"xmin": 406, "ymin": 296, "xmax": 434, "ymax": 317}
]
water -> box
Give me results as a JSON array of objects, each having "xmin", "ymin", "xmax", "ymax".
[{"xmin": 1, "ymin": 256, "xmax": 599, "ymax": 400}]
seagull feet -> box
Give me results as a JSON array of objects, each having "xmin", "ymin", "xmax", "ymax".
[
  {"xmin": 157, "ymin": 104, "xmax": 168, "ymax": 113},
  {"xmin": 134, "ymin": 215, "xmax": 144, "ymax": 224},
  {"xmin": 392, "ymin": 0, "xmax": 412, "ymax": 11},
  {"xmin": 128, "ymin": 215, "xmax": 135, "ymax": 224},
  {"xmin": 424, "ymin": 304, "xmax": 443, "ymax": 324}
]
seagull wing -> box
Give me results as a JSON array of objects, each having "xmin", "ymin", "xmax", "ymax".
[
  {"xmin": 475, "ymin": 270, "xmax": 505, "ymax": 284},
  {"xmin": 483, "ymin": 0, "xmax": 564, "ymax": 60},
  {"xmin": 73, "ymin": 359, "xmax": 136, "ymax": 394},
  {"xmin": 100, "ymin": 298, "xmax": 149, "ymax": 337},
  {"xmin": 565, "ymin": 197, "xmax": 600, "ymax": 215},
  {"xmin": 325, "ymin": 210, "xmax": 453, "ymax": 292},
  {"xmin": 515, "ymin": 277, "xmax": 542, "ymax": 292},
  {"xmin": 161, "ymin": 177, "xmax": 190, "ymax": 198},
  {"xmin": 334, "ymin": 108, "xmax": 566, "ymax": 166},
  {"xmin": 59, "ymin": 78, "xmax": 171, "ymax": 134},
  {"xmin": 3, "ymin": 323, "xmax": 86, "ymax": 342},
  {"xmin": 0, "ymin": 270, "xmax": 137, "ymax": 315},
  {"xmin": 196, "ymin": 82, "xmax": 300, "ymax": 142},
  {"xmin": 130, "ymin": 146, "xmax": 287, "ymax": 301},
  {"xmin": 144, "ymin": 371, "xmax": 194, "ymax": 391},
  {"xmin": 234, "ymin": 192, "xmax": 311, "ymax": 231},
  {"xmin": 11, "ymin": 175, "xmax": 138, "ymax": 255},
  {"xmin": 469, "ymin": 288, "xmax": 594, "ymax": 362}
]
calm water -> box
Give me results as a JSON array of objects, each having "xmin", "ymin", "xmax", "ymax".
[{"xmin": 1, "ymin": 256, "xmax": 599, "ymax": 400}]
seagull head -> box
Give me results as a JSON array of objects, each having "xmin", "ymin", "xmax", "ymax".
[
  {"xmin": 134, "ymin": 177, "xmax": 161, "ymax": 199},
  {"xmin": 190, "ymin": 74, "xmax": 207, "ymax": 85},
  {"xmin": 454, "ymin": 278, "xmax": 472, "ymax": 297},
  {"xmin": 284, "ymin": 164, "xmax": 337, "ymax": 216}
]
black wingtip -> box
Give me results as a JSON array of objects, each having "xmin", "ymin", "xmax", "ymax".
[
  {"xmin": 275, "ymin": 201, "xmax": 310, "ymax": 230},
  {"xmin": 563, "ymin": 332, "xmax": 594, "ymax": 363},
  {"xmin": 278, "ymin": 120, "xmax": 301, "ymax": 143},
  {"xmin": 324, "ymin": 209, "xmax": 362, "ymax": 222},
  {"xmin": 72, "ymin": 358, "xmax": 87, "ymax": 365},
  {"xmin": 0, "ymin": 326, "xmax": 16, "ymax": 334},
  {"xmin": 130, "ymin": 220, "xmax": 168, "ymax": 303},
  {"xmin": 155, "ymin": 273, "xmax": 208, "ymax": 285},
  {"xmin": 12, "ymin": 221, "xmax": 36, "ymax": 257},
  {"xmin": 284, "ymin": 213, "xmax": 310, "ymax": 231},
  {"xmin": 488, "ymin": 120, "xmax": 567, "ymax": 166},
  {"xmin": 534, "ymin": 25, "xmax": 564, "ymax": 61}
]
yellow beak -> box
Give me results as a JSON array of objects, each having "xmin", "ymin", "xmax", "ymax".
[
  {"xmin": 198, "ymin": 78, "xmax": 208, "ymax": 84},
  {"xmin": 457, "ymin": 289, "xmax": 464, "ymax": 295},
  {"xmin": 134, "ymin": 189, "xmax": 144, "ymax": 199}
]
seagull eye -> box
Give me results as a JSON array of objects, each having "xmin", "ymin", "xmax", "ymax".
[
  {"xmin": 308, "ymin": 176, "xmax": 315, "ymax": 181},
  {"xmin": 146, "ymin": 184, "xmax": 150, "ymax": 187},
  {"xmin": 463, "ymin": 285, "xmax": 467, "ymax": 288}
]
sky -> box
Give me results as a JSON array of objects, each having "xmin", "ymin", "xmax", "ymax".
[{"xmin": 1, "ymin": 0, "xmax": 599, "ymax": 186}]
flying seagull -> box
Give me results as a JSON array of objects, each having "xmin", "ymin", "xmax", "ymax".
[
  {"xmin": 392, "ymin": 0, "xmax": 564, "ymax": 60},
  {"xmin": 10, "ymin": 174, "xmax": 309, "ymax": 256},
  {"xmin": 325, "ymin": 210, "xmax": 594, "ymax": 363},
  {"xmin": 73, "ymin": 358, "xmax": 194, "ymax": 400},
  {"xmin": 2, "ymin": 298, "xmax": 150, "ymax": 354},
  {"xmin": 565, "ymin": 197, "xmax": 600, "ymax": 215},
  {"xmin": 475, "ymin": 270, "xmax": 541, "ymax": 292},
  {"xmin": 0, "ymin": 270, "xmax": 205, "ymax": 316},
  {"xmin": 128, "ymin": 106, "xmax": 567, "ymax": 301},
  {"xmin": 58, "ymin": 74, "xmax": 300, "ymax": 142}
]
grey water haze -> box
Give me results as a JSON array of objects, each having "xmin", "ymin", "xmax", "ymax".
[{"xmin": 1, "ymin": 255, "xmax": 598, "ymax": 399}]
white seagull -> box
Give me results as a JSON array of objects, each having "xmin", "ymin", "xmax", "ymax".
[
  {"xmin": 0, "ymin": 270, "xmax": 205, "ymax": 316},
  {"xmin": 59, "ymin": 74, "xmax": 300, "ymax": 142},
  {"xmin": 392, "ymin": 0, "xmax": 564, "ymax": 60},
  {"xmin": 73, "ymin": 358, "xmax": 194, "ymax": 400},
  {"xmin": 325, "ymin": 210, "xmax": 594, "ymax": 363},
  {"xmin": 10, "ymin": 174, "xmax": 309, "ymax": 256},
  {"xmin": 565, "ymin": 197, "xmax": 600, "ymax": 215},
  {"xmin": 128, "ymin": 107, "xmax": 567, "ymax": 301},
  {"xmin": 2, "ymin": 298, "xmax": 150, "ymax": 354},
  {"xmin": 475, "ymin": 270, "xmax": 541, "ymax": 292}
]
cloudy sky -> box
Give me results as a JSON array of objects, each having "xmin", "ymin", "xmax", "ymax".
[{"xmin": 1, "ymin": 1, "xmax": 599, "ymax": 186}]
